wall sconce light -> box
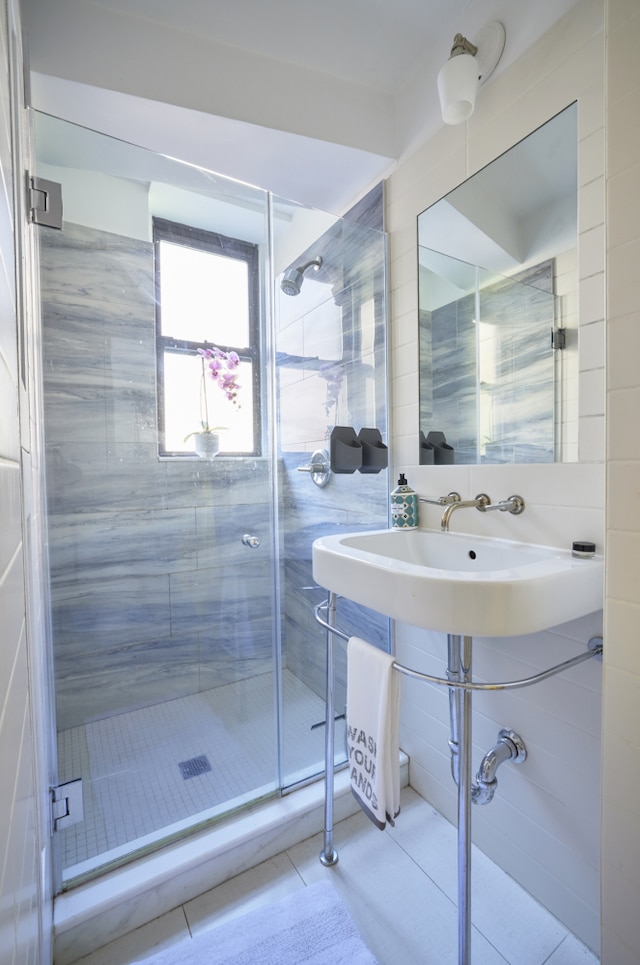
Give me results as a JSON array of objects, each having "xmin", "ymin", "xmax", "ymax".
[{"xmin": 437, "ymin": 22, "xmax": 506, "ymax": 125}]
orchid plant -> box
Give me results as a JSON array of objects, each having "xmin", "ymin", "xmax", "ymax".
[{"xmin": 184, "ymin": 345, "xmax": 241, "ymax": 443}]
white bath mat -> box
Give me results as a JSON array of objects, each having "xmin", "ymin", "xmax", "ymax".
[{"xmin": 133, "ymin": 880, "xmax": 378, "ymax": 964}]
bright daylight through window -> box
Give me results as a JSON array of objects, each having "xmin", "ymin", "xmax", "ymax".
[{"xmin": 154, "ymin": 218, "xmax": 260, "ymax": 456}]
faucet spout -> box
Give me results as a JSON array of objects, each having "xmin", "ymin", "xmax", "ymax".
[{"xmin": 441, "ymin": 493, "xmax": 490, "ymax": 531}]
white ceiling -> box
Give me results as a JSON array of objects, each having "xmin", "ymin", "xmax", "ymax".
[
  {"xmin": 90, "ymin": 0, "xmax": 469, "ymax": 94},
  {"xmin": 22, "ymin": 0, "xmax": 581, "ymax": 214}
]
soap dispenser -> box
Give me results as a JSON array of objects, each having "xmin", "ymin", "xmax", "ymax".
[{"xmin": 391, "ymin": 474, "xmax": 418, "ymax": 529}]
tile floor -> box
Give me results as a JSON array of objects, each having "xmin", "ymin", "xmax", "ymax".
[
  {"xmin": 58, "ymin": 670, "xmax": 342, "ymax": 879},
  {"xmin": 67, "ymin": 786, "xmax": 599, "ymax": 965}
]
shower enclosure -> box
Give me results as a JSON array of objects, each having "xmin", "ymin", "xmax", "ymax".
[{"xmin": 33, "ymin": 112, "xmax": 389, "ymax": 892}]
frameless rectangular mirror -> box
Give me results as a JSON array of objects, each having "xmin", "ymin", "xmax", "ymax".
[{"xmin": 418, "ymin": 103, "xmax": 578, "ymax": 464}]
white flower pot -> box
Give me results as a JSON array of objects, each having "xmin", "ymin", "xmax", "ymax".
[{"xmin": 193, "ymin": 432, "xmax": 221, "ymax": 459}]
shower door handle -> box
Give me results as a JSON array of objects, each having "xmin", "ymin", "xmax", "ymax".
[{"xmin": 242, "ymin": 534, "xmax": 261, "ymax": 548}]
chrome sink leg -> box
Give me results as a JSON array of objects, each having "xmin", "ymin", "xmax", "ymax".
[
  {"xmin": 446, "ymin": 636, "xmax": 528, "ymax": 964},
  {"xmin": 320, "ymin": 592, "xmax": 339, "ymax": 866},
  {"xmin": 447, "ymin": 634, "xmax": 461, "ymax": 785},
  {"xmin": 458, "ymin": 635, "xmax": 472, "ymax": 965},
  {"xmin": 447, "ymin": 634, "xmax": 472, "ymax": 965}
]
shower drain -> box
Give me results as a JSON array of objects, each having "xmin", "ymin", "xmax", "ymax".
[{"xmin": 178, "ymin": 755, "xmax": 212, "ymax": 780}]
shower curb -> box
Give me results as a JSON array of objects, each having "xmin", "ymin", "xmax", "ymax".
[{"xmin": 54, "ymin": 754, "xmax": 409, "ymax": 964}]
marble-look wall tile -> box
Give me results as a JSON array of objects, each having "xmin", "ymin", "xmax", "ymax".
[
  {"xmin": 41, "ymin": 223, "xmax": 276, "ymax": 728},
  {"xmin": 279, "ymin": 451, "xmax": 389, "ymax": 698},
  {"xmin": 276, "ymin": 206, "xmax": 389, "ymax": 698},
  {"xmin": 47, "ymin": 442, "xmax": 167, "ymax": 514},
  {"xmin": 197, "ymin": 639, "xmax": 274, "ymax": 693},
  {"xmin": 43, "ymin": 205, "xmax": 388, "ymax": 737},
  {"xmin": 169, "ymin": 561, "xmax": 273, "ymax": 646},
  {"xmin": 195, "ymin": 503, "xmax": 273, "ymax": 570},
  {"xmin": 48, "ymin": 508, "xmax": 198, "ymax": 578},
  {"xmin": 55, "ymin": 636, "xmax": 201, "ymax": 730},
  {"xmin": 51, "ymin": 574, "xmax": 172, "ymax": 651}
]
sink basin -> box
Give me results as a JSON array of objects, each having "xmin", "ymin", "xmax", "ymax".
[{"xmin": 312, "ymin": 529, "xmax": 603, "ymax": 636}]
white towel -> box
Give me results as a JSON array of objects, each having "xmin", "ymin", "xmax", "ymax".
[{"xmin": 346, "ymin": 636, "xmax": 401, "ymax": 829}]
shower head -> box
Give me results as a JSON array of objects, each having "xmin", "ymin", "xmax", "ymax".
[{"xmin": 280, "ymin": 256, "xmax": 322, "ymax": 296}]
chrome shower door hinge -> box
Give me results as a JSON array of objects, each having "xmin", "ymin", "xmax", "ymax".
[
  {"xmin": 27, "ymin": 175, "xmax": 63, "ymax": 229},
  {"xmin": 51, "ymin": 779, "xmax": 84, "ymax": 831}
]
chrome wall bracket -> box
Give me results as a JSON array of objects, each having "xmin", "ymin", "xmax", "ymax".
[{"xmin": 588, "ymin": 635, "xmax": 603, "ymax": 658}]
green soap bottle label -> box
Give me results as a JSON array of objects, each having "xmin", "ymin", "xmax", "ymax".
[{"xmin": 391, "ymin": 492, "xmax": 418, "ymax": 528}]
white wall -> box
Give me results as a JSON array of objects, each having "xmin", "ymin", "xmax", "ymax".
[
  {"xmin": 386, "ymin": 0, "xmax": 605, "ymax": 950},
  {"xmin": 0, "ymin": 0, "xmax": 51, "ymax": 962},
  {"xmin": 601, "ymin": 2, "xmax": 640, "ymax": 962}
]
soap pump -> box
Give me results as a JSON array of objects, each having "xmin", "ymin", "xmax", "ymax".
[{"xmin": 390, "ymin": 473, "xmax": 418, "ymax": 529}]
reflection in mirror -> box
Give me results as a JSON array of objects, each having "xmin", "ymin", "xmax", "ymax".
[
  {"xmin": 419, "ymin": 251, "xmax": 555, "ymax": 464},
  {"xmin": 418, "ymin": 103, "xmax": 578, "ymax": 464}
]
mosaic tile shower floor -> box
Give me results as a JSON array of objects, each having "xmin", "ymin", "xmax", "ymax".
[{"xmin": 57, "ymin": 669, "xmax": 336, "ymax": 878}]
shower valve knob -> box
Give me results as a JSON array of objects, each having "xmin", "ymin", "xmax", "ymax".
[{"xmin": 242, "ymin": 534, "xmax": 261, "ymax": 548}]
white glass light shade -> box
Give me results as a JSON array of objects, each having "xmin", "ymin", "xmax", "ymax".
[{"xmin": 437, "ymin": 53, "xmax": 479, "ymax": 125}]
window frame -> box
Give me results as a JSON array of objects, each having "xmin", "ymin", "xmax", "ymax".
[{"xmin": 153, "ymin": 217, "xmax": 262, "ymax": 458}]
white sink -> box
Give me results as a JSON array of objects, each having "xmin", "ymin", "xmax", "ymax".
[{"xmin": 312, "ymin": 529, "xmax": 603, "ymax": 636}]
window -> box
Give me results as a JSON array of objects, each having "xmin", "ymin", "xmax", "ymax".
[{"xmin": 153, "ymin": 218, "xmax": 260, "ymax": 456}]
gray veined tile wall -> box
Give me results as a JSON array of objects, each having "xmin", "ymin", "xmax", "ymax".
[
  {"xmin": 275, "ymin": 194, "xmax": 390, "ymax": 707},
  {"xmin": 42, "ymin": 202, "xmax": 391, "ymax": 733},
  {"xmin": 40, "ymin": 221, "xmax": 276, "ymax": 730}
]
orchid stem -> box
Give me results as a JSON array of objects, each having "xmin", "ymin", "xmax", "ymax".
[{"xmin": 200, "ymin": 354, "xmax": 210, "ymax": 430}]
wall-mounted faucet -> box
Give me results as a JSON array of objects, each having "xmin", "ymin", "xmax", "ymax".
[
  {"xmin": 420, "ymin": 492, "xmax": 525, "ymax": 531},
  {"xmin": 440, "ymin": 493, "xmax": 491, "ymax": 531}
]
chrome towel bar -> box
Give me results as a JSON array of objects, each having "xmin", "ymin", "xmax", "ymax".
[{"xmin": 313, "ymin": 599, "xmax": 602, "ymax": 692}]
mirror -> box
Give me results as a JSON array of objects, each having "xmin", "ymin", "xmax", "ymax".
[{"xmin": 418, "ymin": 104, "xmax": 577, "ymax": 464}]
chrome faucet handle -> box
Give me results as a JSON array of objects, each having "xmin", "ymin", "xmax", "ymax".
[
  {"xmin": 482, "ymin": 494, "xmax": 525, "ymax": 515},
  {"xmin": 297, "ymin": 449, "xmax": 331, "ymax": 488},
  {"xmin": 419, "ymin": 492, "xmax": 461, "ymax": 506}
]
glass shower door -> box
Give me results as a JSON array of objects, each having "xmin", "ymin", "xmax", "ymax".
[
  {"xmin": 33, "ymin": 113, "xmax": 280, "ymax": 887},
  {"xmin": 271, "ymin": 193, "xmax": 391, "ymax": 789}
]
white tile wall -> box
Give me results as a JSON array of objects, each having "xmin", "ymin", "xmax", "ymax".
[
  {"xmin": 602, "ymin": 0, "xmax": 640, "ymax": 962},
  {"xmin": 386, "ymin": 0, "xmax": 605, "ymax": 951},
  {"xmin": 0, "ymin": 2, "xmax": 47, "ymax": 963}
]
